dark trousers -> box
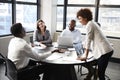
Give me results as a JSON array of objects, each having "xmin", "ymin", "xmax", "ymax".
[
  {"xmin": 18, "ymin": 60, "xmax": 46, "ymax": 80},
  {"xmin": 82, "ymin": 60, "xmax": 97, "ymax": 78},
  {"xmin": 82, "ymin": 50, "xmax": 113, "ymax": 80},
  {"xmin": 97, "ymin": 50, "xmax": 113, "ymax": 80}
]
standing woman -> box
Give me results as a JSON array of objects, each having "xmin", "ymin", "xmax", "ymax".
[
  {"xmin": 33, "ymin": 19, "xmax": 52, "ymax": 47},
  {"xmin": 76, "ymin": 8, "xmax": 113, "ymax": 80}
]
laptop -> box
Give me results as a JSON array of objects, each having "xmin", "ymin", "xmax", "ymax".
[{"xmin": 57, "ymin": 36, "xmax": 73, "ymax": 48}]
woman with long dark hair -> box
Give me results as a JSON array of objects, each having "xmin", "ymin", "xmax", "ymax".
[{"xmin": 33, "ymin": 19, "xmax": 52, "ymax": 47}]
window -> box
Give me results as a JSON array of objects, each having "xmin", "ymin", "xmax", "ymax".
[
  {"xmin": 100, "ymin": 0, "xmax": 120, "ymax": 5},
  {"xmin": 56, "ymin": 7, "xmax": 64, "ymax": 31},
  {"xmin": 67, "ymin": 7, "xmax": 95, "ymax": 28},
  {"xmin": 0, "ymin": 3, "xmax": 12, "ymax": 35},
  {"xmin": 56, "ymin": 0, "xmax": 96, "ymax": 32},
  {"xmin": 16, "ymin": 4, "xmax": 37, "ymax": 32},
  {"xmin": 56, "ymin": 0, "xmax": 120, "ymax": 37},
  {"xmin": 0, "ymin": 0, "xmax": 39, "ymax": 36},
  {"xmin": 99, "ymin": 8, "xmax": 120, "ymax": 32},
  {"xmin": 68, "ymin": 0, "xmax": 95, "ymax": 4},
  {"xmin": 16, "ymin": 0, "xmax": 36, "ymax": 3},
  {"xmin": 98, "ymin": 0, "xmax": 120, "ymax": 37},
  {"xmin": 57, "ymin": 0, "xmax": 64, "ymax": 5}
]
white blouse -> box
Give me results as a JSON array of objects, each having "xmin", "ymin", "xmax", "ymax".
[{"xmin": 85, "ymin": 21, "xmax": 113, "ymax": 59}]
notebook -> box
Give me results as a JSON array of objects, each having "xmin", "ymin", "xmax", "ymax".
[{"xmin": 57, "ymin": 36, "xmax": 73, "ymax": 48}]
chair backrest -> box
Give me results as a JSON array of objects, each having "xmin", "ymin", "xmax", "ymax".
[
  {"xmin": 30, "ymin": 36, "xmax": 33, "ymax": 43},
  {"xmin": 0, "ymin": 53, "xmax": 17, "ymax": 80}
]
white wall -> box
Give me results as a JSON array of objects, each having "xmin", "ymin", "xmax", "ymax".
[
  {"xmin": 40, "ymin": 0, "xmax": 57, "ymax": 40},
  {"xmin": 107, "ymin": 38, "xmax": 120, "ymax": 58}
]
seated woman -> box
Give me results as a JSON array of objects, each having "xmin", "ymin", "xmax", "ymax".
[
  {"xmin": 8, "ymin": 23, "xmax": 53, "ymax": 80},
  {"xmin": 33, "ymin": 19, "xmax": 52, "ymax": 47}
]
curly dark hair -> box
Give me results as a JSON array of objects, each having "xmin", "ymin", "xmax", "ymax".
[{"xmin": 76, "ymin": 8, "xmax": 93, "ymax": 21}]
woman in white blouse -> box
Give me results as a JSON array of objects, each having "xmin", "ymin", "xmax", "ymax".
[
  {"xmin": 8, "ymin": 23, "xmax": 52, "ymax": 80},
  {"xmin": 76, "ymin": 8, "xmax": 113, "ymax": 80}
]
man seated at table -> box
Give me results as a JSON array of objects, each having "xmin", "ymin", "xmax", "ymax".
[
  {"xmin": 8, "ymin": 23, "xmax": 53, "ymax": 80},
  {"xmin": 60, "ymin": 19, "xmax": 83, "ymax": 56}
]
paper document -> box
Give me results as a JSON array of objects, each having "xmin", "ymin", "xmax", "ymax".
[
  {"xmin": 68, "ymin": 48, "xmax": 75, "ymax": 51},
  {"xmin": 34, "ymin": 46, "xmax": 46, "ymax": 49},
  {"xmin": 46, "ymin": 52, "xmax": 64, "ymax": 60}
]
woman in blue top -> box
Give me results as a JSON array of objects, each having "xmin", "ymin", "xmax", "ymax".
[{"xmin": 33, "ymin": 19, "xmax": 52, "ymax": 47}]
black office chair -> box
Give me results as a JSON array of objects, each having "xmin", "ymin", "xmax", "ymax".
[
  {"xmin": 30, "ymin": 36, "xmax": 33, "ymax": 44},
  {"xmin": 0, "ymin": 53, "xmax": 17, "ymax": 80},
  {"xmin": 30, "ymin": 36, "xmax": 36, "ymax": 47},
  {"xmin": 0, "ymin": 53, "xmax": 40, "ymax": 80}
]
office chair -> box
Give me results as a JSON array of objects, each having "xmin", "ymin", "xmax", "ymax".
[
  {"xmin": 0, "ymin": 53, "xmax": 40, "ymax": 80},
  {"xmin": 0, "ymin": 53, "xmax": 17, "ymax": 80},
  {"xmin": 30, "ymin": 36, "xmax": 33, "ymax": 44}
]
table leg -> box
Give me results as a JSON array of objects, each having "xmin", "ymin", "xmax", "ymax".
[{"xmin": 42, "ymin": 65, "xmax": 77, "ymax": 80}]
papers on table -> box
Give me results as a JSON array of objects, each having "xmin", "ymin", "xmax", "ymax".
[
  {"xmin": 68, "ymin": 48, "xmax": 75, "ymax": 51},
  {"xmin": 45, "ymin": 51, "xmax": 78, "ymax": 61},
  {"xmin": 34, "ymin": 46, "xmax": 46, "ymax": 49},
  {"xmin": 45, "ymin": 51, "xmax": 94, "ymax": 64},
  {"xmin": 46, "ymin": 52, "xmax": 65, "ymax": 60}
]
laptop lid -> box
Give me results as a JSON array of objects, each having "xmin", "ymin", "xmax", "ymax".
[{"xmin": 57, "ymin": 36, "xmax": 73, "ymax": 48}]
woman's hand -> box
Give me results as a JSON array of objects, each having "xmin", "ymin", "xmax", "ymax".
[
  {"xmin": 39, "ymin": 43, "xmax": 47, "ymax": 48},
  {"xmin": 77, "ymin": 48, "xmax": 89, "ymax": 61},
  {"xmin": 77, "ymin": 56, "xmax": 87, "ymax": 61},
  {"xmin": 77, "ymin": 52, "xmax": 88, "ymax": 61}
]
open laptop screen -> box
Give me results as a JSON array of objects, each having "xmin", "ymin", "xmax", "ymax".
[{"xmin": 57, "ymin": 36, "xmax": 73, "ymax": 48}]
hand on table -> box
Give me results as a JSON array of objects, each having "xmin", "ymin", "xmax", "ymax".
[
  {"xmin": 39, "ymin": 43, "xmax": 47, "ymax": 48},
  {"xmin": 77, "ymin": 56, "xmax": 87, "ymax": 61},
  {"xmin": 77, "ymin": 53, "xmax": 87, "ymax": 61},
  {"xmin": 51, "ymin": 49, "xmax": 67, "ymax": 53}
]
